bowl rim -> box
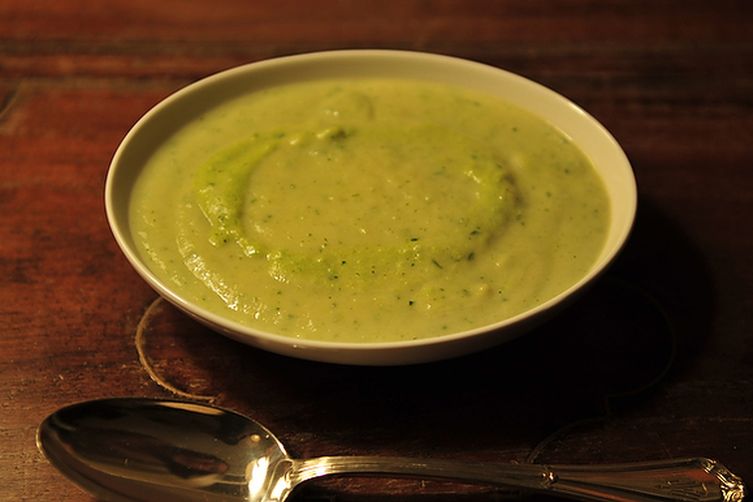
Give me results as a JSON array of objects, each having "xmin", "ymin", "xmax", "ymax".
[{"xmin": 105, "ymin": 49, "xmax": 637, "ymax": 364}]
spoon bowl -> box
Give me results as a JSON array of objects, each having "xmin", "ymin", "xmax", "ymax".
[
  {"xmin": 38, "ymin": 398, "xmax": 294, "ymax": 501},
  {"xmin": 38, "ymin": 398, "xmax": 746, "ymax": 502}
]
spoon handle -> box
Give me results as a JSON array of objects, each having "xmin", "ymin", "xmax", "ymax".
[{"xmin": 292, "ymin": 456, "xmax": 746, "ymax": 502}]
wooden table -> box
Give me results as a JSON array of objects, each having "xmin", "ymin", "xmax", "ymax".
[{"xmin": 2, "ymin": 1, "xmax": 752, "ymax": 500}]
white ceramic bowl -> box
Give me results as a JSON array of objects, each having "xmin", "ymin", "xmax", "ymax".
[{"xmin": 105, "ymin": 50, "xmax": 636, "ymax": 365}]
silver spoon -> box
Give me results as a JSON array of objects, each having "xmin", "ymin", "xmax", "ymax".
[{"xmin": 37, "ymin": 398, "xmax": 745, "ymax": 502}]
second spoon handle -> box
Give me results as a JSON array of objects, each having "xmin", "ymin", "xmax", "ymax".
[{"xmin": 291, "ymin": 456, "xmax": 745, "ymax": 502}]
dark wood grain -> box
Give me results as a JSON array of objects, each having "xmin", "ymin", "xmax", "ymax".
[{"xmin": 1, "ymin": 1, "xmax": 752, "ymax": 500}]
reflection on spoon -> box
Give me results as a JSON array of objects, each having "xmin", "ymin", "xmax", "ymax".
[{"xmin": 37, "ymin": 398, "xmax": 746, "ymax": 502}]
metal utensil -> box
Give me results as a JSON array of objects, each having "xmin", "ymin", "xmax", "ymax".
[{"xmin": 37, "ymin": 398, "xmax": 746, "ymax": 502}]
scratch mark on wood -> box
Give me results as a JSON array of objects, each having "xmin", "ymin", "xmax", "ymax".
[
  {"xmin": 0, "ymin": 85, "xmax": 21, "ymax": 129},
  {"xmin": 135, "ymin": 296, "xmax": 218, "ymax": 403}
]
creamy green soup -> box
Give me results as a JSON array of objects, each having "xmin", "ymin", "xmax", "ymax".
[{"xmin": 130, "ymin": 79, "xmax": 609, "ymax": 342}]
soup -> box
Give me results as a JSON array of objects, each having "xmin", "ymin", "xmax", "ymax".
[{"xmin": 130, "ymin": 78, "xmax": 609, "ymax": 342}]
